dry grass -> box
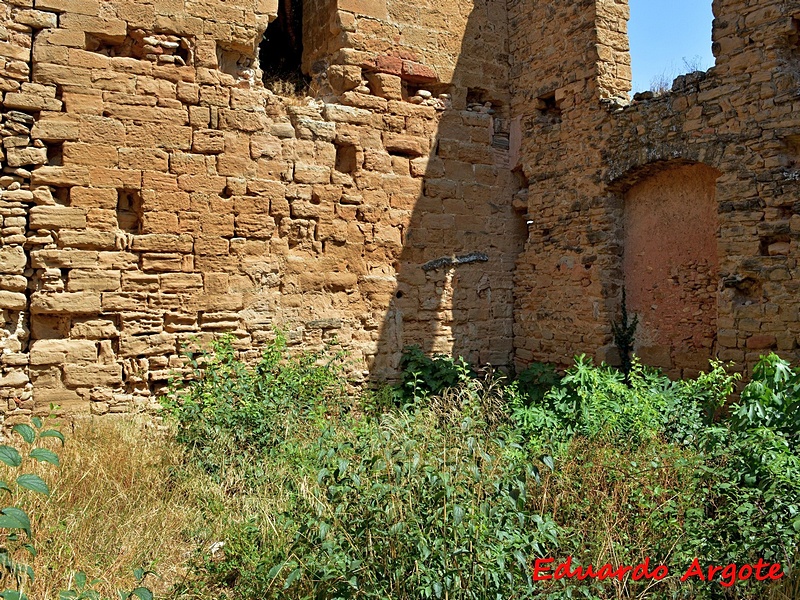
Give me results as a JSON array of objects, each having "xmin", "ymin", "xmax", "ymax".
[{"xmin": 0, "ymin": 416, "xmax": 220, "ymax": 599}]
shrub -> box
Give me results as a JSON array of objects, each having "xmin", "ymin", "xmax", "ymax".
[
  {"xmin": 398, "ymin": 345, "xmax": 475, "ymax": 403},
  {"xmin": 161, "ymin": 333, "xmax": 346, "ymax": 489},
  {"xmin": 165, "ymin": 341, "xmax": 799, "ymax": 600},
  {"xmin": 222, "ymin": 411, "xmax": 559, "ymax": 599}
]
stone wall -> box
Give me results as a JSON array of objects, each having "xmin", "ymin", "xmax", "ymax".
[
  {"xmin": 512, "ymin": 0, "xmax": 800, "ymax": 377},
  {"xmin": 0, "ymin": 0, "xmax": 797, "ymax": 419},
  {"xmin": 0, "ymin": 0, "xmax": 522, "ymax": 419}
]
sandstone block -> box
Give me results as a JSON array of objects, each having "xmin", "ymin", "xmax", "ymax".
[
  {"xmin": 141, "ymin": 254, "xmax": 182, "ymax": 272},
  {"xmin": 193, "ymin": 129, "xmax": 225, "ymax": 154},
  {"xmin": 322, "ymin": 104, "xmax": 376, "ymax": 126},
  {"xmin": 30, "ymin": 166, "xmax": 90, "ymax": 187},
  {"xmin": 57, "ymin": 230, "xmax": 117, "ymax": 250},
  {"xmin": 340, "ymin": 91, "xmax": 389, "ymax": 111},
  {"xmin": 142, "ymin": 211, "xmax": 180, "ymax": 234},
  {"xmin": 119, "ymin": 333, "xmax": 176, "ymax": 357},
  {"xmin": 71, "ymin": 318, "xmax": 119, "ymax": 339},
  {"xmin": 69, "ymin": 187, "xmax": 118, "ymax": 210},
  {"xmin": 384, "ymin": 133, "xmax": 428, "ymax": 157},
  {"xmin": 0, "ymin": 247, "xmax": 27, "ymax": 274},
  {"xmin": 35, "ymin": 0, "xmax": 100, "ymax": 15},
  {"xmin": 0, "ymin": 276, "xmax": 27, "ymax": 292},
  {"xmin": 250, "ymin": 135, "xmax": 282, "ymax": 159},
  {"xmin": 131, "ymin": 234, "xmax": 193, "ymax": 253},
  {"xmin": 14, "ymin": 8, "xmax": 58, "ymax": 28},
  {"xmin": 64, "ymin": 364, "xmax": 122, "ymax": 388},
  {"xmin": 366, "ymin": 72, "xmax": 403, "ymax": 100},
  {"xmin": 160, "ymin": 273, "xmax": 203, "ymax": 292},
  {"xmin": 219, "ymin": 110, "xmax": 266, "ymax": 132},
  {"xmin": 746, "ymin": 334, "xmax": 777, "ymax": 350},
  {"xmin": 67, "ymin": 269, "xmax": 121, "ymax": 292},
  {"xmin": 119, "ymin": 148, "xmax": 169, "ymax": 171},
  {"xmin": 0, "ymin": 291, "xmax": 27, "ymax": 310},
  {"xmin": 328, "ymin": 65, "xmax": 362, "ymax": 94},
  {"xmin": 30, "ymin": 339, "xmax": 97, "ymax": 365},
  {"xmin": 0, "ymin": 371, "xmax": 28, "ymax": 388},
  {"xmin": 31, "ymin": 292, "xmax": 101, "ymax": 314},
  {"xmin": 3, "ymin": 92, "xmax": 61, "ymax": 111},
  {"xmin": 194, "ymin": 236, "xmax": 229, "ymax": 255},
  {"xmin": 34, "ymin": 389, "xmax": 87, "ymax": 414},
  {"xmin": 63, "ymin": 143, "xmax": 119, "ymax": 168},
  {"xmin": 195, "ymin": 294, "xmax": 244, "ymax": 312},
  {"xmin": 29, "ymin": 206, "xmax": 87, "ymax": 230},
  {"xmin": 60, "ymin": 14, "xmax": 126, "ymax": 40},
  {"xmin": 6, "ymin": 146, "xmax": 48, "ymax": 168},
  {"xmin": 294, "ymin": 164, "xmax": 331, "ymax": 184},
  {"xmin": 31, "ymin": 119, "xmax": 79, "ymax": 142},
  {"xmin": 30, "ymin": 249, "xmax": 99, "ymax": 269},
  {"xmin": 235, "ymin": 213, "xmax": 276, "ymax": 238},
  {"xmin": 401, "ymin": 60, "xmax": 439, "ymax": 83},
  {"xmin": 177, "ymin": 174, "xmax": 227, "ymax": 193}
]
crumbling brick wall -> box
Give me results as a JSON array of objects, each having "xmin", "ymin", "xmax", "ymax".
[
  {"xmin": 0, "ymin": 0, "xmax": 523, "ymax": 420},
  {"xmin": 512, "ymin": 0, "xmax": 800, "ymax": 377},
  {"xmin": 0, "ymin": 0, "xmax": 798, "ymax": 419}
]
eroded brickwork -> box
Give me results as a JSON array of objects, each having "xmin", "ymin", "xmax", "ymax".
[
  {"xmin": 0, "ymin": 0, "xmax": 523, "ymax": 419},
  {"xmin": 0, "ymin": 0, "xmax": 798, "ymax": 418},
  {"xmin": 512, "ymin": 0, "xmax": 800, "ymax": 377}
]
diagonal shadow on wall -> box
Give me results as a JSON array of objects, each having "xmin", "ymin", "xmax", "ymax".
[{"xmin": 369, "ymin": 0, "xmax": 528, "ymax": 384}]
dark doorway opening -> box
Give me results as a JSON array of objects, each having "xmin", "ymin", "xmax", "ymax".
[{"xmin": 259, "ymin": 0, "xmax": 308, "ymax": 92}]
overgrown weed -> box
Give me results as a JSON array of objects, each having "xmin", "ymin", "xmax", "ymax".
[
  {"xmin": 4, "ymin": 338, "xmax": 797, "ymax": 599},
  {"xmin": 0, "ymin": 417, "xmax": 216, "ymax": 599}
]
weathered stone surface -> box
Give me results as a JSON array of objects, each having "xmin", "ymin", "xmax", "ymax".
[
  {"xmin": 30, "ymin": 339, "xmax": 97, "ymax": 365},
  {"xmin": 0, "ymin": 247, "xmax": 27, "ymax": 274},
  {"xmin": 6, "ymin": 146, "xmax": 48, "ymax": 167},
  {"xmin": 29, "ymin": 206, "xmax": 87, "ymax": 229},
  {"xmin": 64, "ymin": 364, "xmax": 122, "ymax": 387},
  {"xmin": 0, "ymin": 291, "xmax": 27, "ymax": 310},
  {"xmin": 0, "ymin": 0, "xmax": 792, "ymax": 421},
  {"xmin": 30, "ymin": 292, "xmax": 101, "ymax": 314}
]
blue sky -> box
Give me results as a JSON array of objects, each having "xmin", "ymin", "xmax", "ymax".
[{"xmin": 628, "ymin": 0, "xmax": 715, "ymax": 92}]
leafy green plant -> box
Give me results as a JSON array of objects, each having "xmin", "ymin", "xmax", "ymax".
[
  {"xmin": 258, "ymin": 411, "xmax": 557, "ymax": 599},
  {"xmin": 165, "ymin": 343, "xmax": 799, "ymax": 599},
  {"xmin": 0, "ymin": 416, "xmax": 64, "ymax": 598},
  {"xmin": 161, "ymin": 332, "xmax": 346, "ymax": 489},
  {"xmin": 680, "ymin": 354, "xmax": 800, "ymax": 569},
  {"xmin": 611, "ymin": 288, "xmax": 638, "ymax": 384},
  {"xmin": 398, "ymin": 345, "xmax": 475, "ymax": 403}
]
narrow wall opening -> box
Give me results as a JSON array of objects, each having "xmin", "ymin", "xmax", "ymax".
[
  {"xmin": 259, "ymin": 0, "xmax": 307, "ymax": 93},
  {"xmin": 628, "ymin": 0, "xmax": 714, "ymax": 93},
  {"xmin": 622, "ymin": 162, "xmax": 720, "ymax": 378}
]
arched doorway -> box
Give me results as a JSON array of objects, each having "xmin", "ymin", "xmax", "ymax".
[{"xmin": 622, "ymin": 162, "xmax": 721, "ymax": 377}]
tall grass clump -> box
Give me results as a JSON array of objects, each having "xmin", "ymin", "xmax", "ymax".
[{"xmin": 0, "ymin": 417, "xmax": 214, "ymax": 599}]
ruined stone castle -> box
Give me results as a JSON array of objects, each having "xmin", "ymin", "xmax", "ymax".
[{"xmin": 0, "ymin": 0, "xmax": 797, "ymax": 418}]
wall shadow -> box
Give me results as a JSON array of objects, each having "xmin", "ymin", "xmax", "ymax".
[{"xmin": 369, "ymin": 0, "xmax": 527, "ymax": 383}]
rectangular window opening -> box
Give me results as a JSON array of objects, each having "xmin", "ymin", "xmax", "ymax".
[{"xmin": 259, "ymin": 0, "xmax": 309, "ymax": 94}]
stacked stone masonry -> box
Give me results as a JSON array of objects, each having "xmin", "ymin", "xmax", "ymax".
[{"xmin": 0, "ymin": 0, "xmax": 797, "ymax": 418}]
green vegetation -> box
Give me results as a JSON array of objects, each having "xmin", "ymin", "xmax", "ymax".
[
  {"xmin": 160, "ymin": 337, "xmax": 799, "ymax": 599},
  {"xmin": 2, "ymin": 336, "xmax": 798, "ymax": 599}
]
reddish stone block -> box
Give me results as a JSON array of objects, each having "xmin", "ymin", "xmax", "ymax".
[{"xmin": 401, "ymin": 60, "xmax": 438, "ymax": 83}]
